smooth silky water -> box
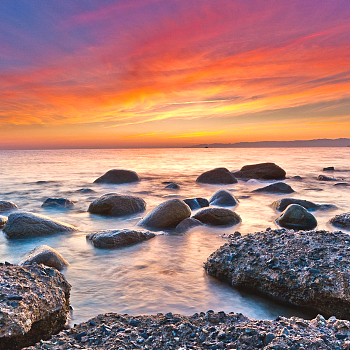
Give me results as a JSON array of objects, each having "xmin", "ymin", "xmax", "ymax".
[{"xmin": 0, "ymin": 148, "xmax": 349, "ymax": 324}]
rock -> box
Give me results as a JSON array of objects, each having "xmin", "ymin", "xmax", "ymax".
[
  {"xmin": 276, "ymin": 204, "xmax": 317, "ymax": 230},
  {"xmin": 41, "ymin": 198, "xmax": 75, "ymax": 209},
  {"xmin": 20, "ymin": 245, "xmax": 69, "ymax": 271},
  {"xmin": 233, "ymin": 162, "xmax": 286, "ymax": 180},
  {"xmin": 183, "ymin": 198, "xmax": 209, "ymax": 210},
  {"xmin": 334, "ymin": 182, "xmax": 350, "ymax": 187},
  {"xmin": 3, "ymin": 212, "xmax": 77, "ymax": 239},
  {"xmin": 272, "ymin": 198, "xmax": 336, "ymax": 212},
  {"xmin": 0, "ymin": 215, "xmax": 7, "ymax": 228},
  {"xmin": 76, "ymin": 188, "xmax": 95, "ymax": 193},
  {"xmin": 209, "ymin": 190, "xmax": 238, "ymax": 207},
  {"xmin": 175, "ymin": 218, "xmax": 203, "ymax": 233},
  {"xmin": 138, "ymin": 199, "xmax": 191, "ymax": 230},
  {"xmin": 164, "ymin": 182, "xmax": 180, "ymax": 189},
  {"xmin": 329, "ymin": 212, "xmax": 350, "ymax": 229},
  {"xmin": 205, "ymin": 228, "xmax": 350, "ymax": 320},
  {"xmin": 193, "ymin": 208, "xmax": 241, "ymax": 226},
  {"xmin": 87, "ymin": 229, "xmax": 155, "ymax": 248},
  {"xmin": 0, "ymin": 200, "xmax": 18, "ymax": 212},
  {"xmin": 88, "ymin": 193, "xmax": 146, "ymax": 217},
  {"xmin": 291, "ymin": 175, "xmax": 303, "ymax": 180},
  {"xmin": 323, "ymin": 166, "xmax": 335, "ymax": 171},
  {"xmin": 317, "ymin": 174, "xmax": 337, "ymax": 181},
  {"xmin": 0, "ymin": 263, "xmax": 70, "ymax": 350},
  {"xmin": 196, "ymin": 168, "xmax": 238, "ymax": 184},
  {"xmin": 94, "ymin": 169, "xmax": 140, "ymax": 184},
  {"xmin": 253, "ymin": 182, "xmax": 294, "ymax": 194}
]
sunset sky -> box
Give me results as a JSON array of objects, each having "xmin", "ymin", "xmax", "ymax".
[{"xmin": 1, "ymin": 0, "xmax": 350, "ymax": 148}]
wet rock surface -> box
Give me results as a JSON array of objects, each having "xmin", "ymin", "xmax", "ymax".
[
  {"xmin": 0, "ymin": 263, "xmax": 70, "ymax": 350},
  {"xmin": 93, "ymin": 169, "xmax": 140, "ymax": 184},
  {"xmin": 193, "ymin": 208, "xmax": 241, "ymax": 226},
  {"xmin": 175, "ymin": 217, "xmax": 203, "ymax": 233},
  {"xmin": 42, "ymin": 198, "xmax": 75, "ymax": 209},
  {"xmin": 88, "ymin": 193, "xmax": 146, "ymax": 217},
  {"xmin": 0, "ymin": 200, "xmax": 18, "ymax": 212},
  {"xmin": 205, "ymin": 228, "xmax": 350, "ymax": 320},
  {"xmin": 3, "ymin": 212, "xmax": 77, "ymax": 239},
  {"xmin": 87, "ymin": 229, "xmax": 155, "ymax": 248},
  {"xmin": 209, "ymin": 190, "xmax": 238, "ymax": 207},
  {"xmin": 276, "ymin": 204, "xmax": 317, "ymax": 230},
  {"xmin": 25, "ymin": 311, "xmax": 350, "ymax": 350},
  {"xmin": 196, "ymin": 167, "xmax": 238, "ymax": 184},
  {"xmin": 0, "ymin": 215, "xmax": 7, "ymax": 228},
  {"xmin": 272, "ymin": 198, "xmax": 336, "ymax": 212},
  {"xmin": 183, "ymin": 198, "xmax": 209, "ymax": 210},
  {"xmin": 329, "ymin": 212, "xmax": 350, "ymax": 229},
  {"xmin": 233, "ymin": 162, "xmax": 286, "ymax": 180},
  {"xmin": 253, "ymin": 182, "xmax": 294, "ymax": 194},
  {"xmin": 317, "ymin": 175, "xmax": 338, "ymax": 181},
  {"xmin": 20, "ymin": 245, "xmax": 69, "ymax": 271}
]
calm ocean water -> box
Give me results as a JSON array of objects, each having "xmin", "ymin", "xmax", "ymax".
[{"xmin": 0, "ymin": 148, "xmax": 349, "ymax": 324}]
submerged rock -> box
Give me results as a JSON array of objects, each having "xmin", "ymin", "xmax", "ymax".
[
  {"xmin": 209, "ymin": 190, "xmax": 238, "ymax": 207},
  {"xmin": 88, "ymin": 193, "xmax": 146, "ymax": 217},
  {"xmin": 272, "ymin": 198, "xmax": 336, "ymax": 212},
  {"xmin": 164, "ymin": 182, "xmax": 180, "ymax": 189},
  {"xmin": 276, "ymin": 204, "xmax": 317, "ymax": 230},
  {"xmin": 329, "ymin": 212, "xmax": 350, "ymax": 229},
  {"xmin": 334, "ymin": 182, "xmax": 350, "ymax": 187},
  {"xmin": 41, "ymin": 198, "xmax": 75, "ymax": 209},
  {"xmin": 94, "ymin": 169, "xmax": 140, "ymax": 184},
  {"xmin": 205, "ymin": 228, "xmax": 350, "ymax": 319},
  {"xmin": 233, "ymin": 162, "xmax": 286, "ymax": 180},
  {"xmin": 20, "ymin": 245, "xmax": 69, "ymax": 271},
  {"xmin": 76, "ymin": 188, "xmax": 95, "ymax": 193},
  {"xmin": 175, "ymin": 217, "xmax": 203, "ymax": 233},
  {"xmin": 183, "ymin": 197, "xmax": 209, "ymax": 210},
  {"xmin": 317, "ymin": 174, "xmax": 338, "ymax": 181},
  {"xmin": 0, "ymin": 215, "xmax": 7, "ymax": 228},
  {"xmin": 253, "ymin": 182, "xmax": 294, "ymax": 194},
  {"xmin": 138, "ymin": 199, "xmax": 191, "ymax": 230},
  {"xmin": 0, "ymin": 200, "xmax": 18, "ymax": 212},
  {"xmin": 323, "ymin": 166, "xmax": 335, "ymax": 171},
  {"xmin": 0, "ymin": 263, "xmax": 70, "ymax": 350},
  {"xmin": 87, "ymin": 229, "xmax": 155, "ymax": 248},
  {"xmin": 196, "ymin": 167, "xmax": 238, "ymax": 184},
  {"xmin": 3, "ymin": 212, "xmax": 77, "ymax": 239},
  {"xmin": 193, "ymin": 208, "xmax": 241, "ymax": 226}
]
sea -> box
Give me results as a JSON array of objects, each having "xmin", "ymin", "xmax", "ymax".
[{"xmin": 0, "ymin": 147, "xmax": 349, "ymax": 325}]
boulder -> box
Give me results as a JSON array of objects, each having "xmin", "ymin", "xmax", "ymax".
[
  {"xmin": 233, "ymin": 162, "xmax": 286, "ymax": 180},
  {"xmin": 87, "ymin": 229, "xmax": 155, "ymax": 249},
  {"xmin": 164, "ymin": 182, "xmax": 180, "ymax": 189},
  {"xmin": 138, "ymin": 199, "xmax": 191, "ymax": 230},
  {"xmin": 41, "ymin": 198, "xmax": 75, "ymax": 209},
  {"xmin": 88, "ymin": 193, "xmax": 146, "ymax": 217},
  {"xmin": 209, "ymin": 190, "xmax": 238, "ymax": 207},
  {"xmin": 3, "ymin": 212, "xmax": 77, "ymax": 239},
  {"xmin": 193, "ymin": 208, "xmax": 241, "ymax": 226},
  {"xmin": 272, "ymin": 198, "xmax": 336, "ymax": 212},
  {"xmin": 0, "ymin": 200, "xmax": 18, "ymax": 212},
  {"xmin": 0, "ymin": 215, "xmax": 7, "ymax": 228},
  {"xmin": 196, "ymin": 167, "xmax": 238, "ymax": 184},
  {"xmin": 183, "ymin": 198, "xmax": 209, "ymax": 210},
  {"xmin": 253, "ymin": 182, "xmax": 294, "ymax": 194},
  {"xmin": 323, "ymin": 166, "xmax": 335, "ymax": 171},
  {"xmin": 317, "ymin": 175, "xmax": 337, "ymax": 181},
  {"xmin": 276, "ymin": 204, "xmax": 317, "ymax": 230},
  {"xmin": 175, "ymin": 218, "xmax": 203, "ymax": 233},
  {"xmin": 0, "ymin": 263, "xmax": 70, "ymax": 350},
  {"xmin": 20, "ymin": 245, "xmax": 69, "ymax": 271},
  {"xmin": 94, "ymin": 169, "xmax": 140, "ymax": 184},
  {"xmin": 329, "ymin": 212, "xmax": 350, "ymax": 229}
]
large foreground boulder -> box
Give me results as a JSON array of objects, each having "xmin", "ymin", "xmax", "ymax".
[
  {"xmin": 20, "ymin": 245, "xmax": 69, "ymax": 271},
  {"xmin": 41, "ymin": 198, "xmax": 74, "ymax": 209},
  {"xmin": 329, "ymin": 212, "xmax": 350, "ymax": 229},
  {"xmin": 94, "ymin": 169, "xmax": 140, "ymax": 184},
  {"xmin": 0, "ymin": 263, "xmax": 70, "ymax": 350},
  {"xmin": 233, "ymin": 162, "xmax": 286, "ymax": 180},
  {"xmin": 0, "ymin": 200, "xmax": 18, "ymax": 212},
  {"xmin": 276, "ymin": 204, "xmax": 317, "ymax": 230},
  {"xmin": 253, "ymin": 182, "xmax": 294, "ymax": 194},
  {"xmin": 3, "ymin": 212, "xmax": 77, "ymax": 239},
  {"xmin": 272, "ymin": 198, "xmax": 336, "ymax": 212},
  {"xmin": 87, "ymin": 229, "xmax": 155, "ymax": 248},
  {"xmin": 193, "ymin": 208, "xmax": 241, "ymax": 226},
  {"xmin": 205, "ymin": 228, "xmax": 350, "ymax": 319},
  {"xmin": 183, "ymin": 198, "xmax": 209, "ymax": 210},
  {"xmin": 138, "ymin": 199, "xmax": 191, "ymax": 230},
  {"xmin": 196, "ymin": 168, "xmax": 237, "ymax": 184},
  {"xmin": 209, "ymin": 190, "xmax": 238, "ymax": 207},
  {"xmin": 88, "ymin": 193, "xmax": 146, "ymax": 217}
]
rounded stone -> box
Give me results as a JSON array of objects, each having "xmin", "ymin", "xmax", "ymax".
[
  {"xmin": 209, "ymin": 190, "xmax": 238, "ymax": 207},
  {"xmin": 0, "ymin": 200, "xmax": 18, "ymax": 212},
  {"xmin": 253, "ymin": 182, "xmax": 294, "ymax": 194},
  {"xmin": 272, "ymin": 198, "xmax": 336, "ymax": 212},
  {"xmin": 276, "ymin": 204, "xmax": 317, "ymax": 230},
  {"xmin": 317, "ymin": 175, "xmax": 337, "ymax": 181},
  {"xmin": 329, "ymin": 212, "xmax": 350, "ymax": 229},
  {"xmin": 42, "ymin": 198, "xmax": 75, "ymax": 209},
  {"xmin": 183, "ymin": 198, "xmax": 209, "ymax": 210},
  {"xmin": 164, "ymin": 182, "xmax": 180, "ymax": 189},
  {"xmin": 0, "ymin": 215, "xmax": 7, "ymax": 228},
  {"xmin": 193, "ymin": 208, "xmax": 241, "ymax": 226},
  {"xmin": 94, "ymin": 169, "xmax": 140, "ymax": 184},
  {"xmin": 196, "ymin": 168, "xmax": 238, "ymax": 184},
  {"xmin": 175, "ymin": 218, "xmax": 203, "ymax": 233},
  {"xmin": 233, "ymin": 163, "xmax": 286, "ymax": 180}
]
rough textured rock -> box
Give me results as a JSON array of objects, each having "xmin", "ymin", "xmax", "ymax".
[
  {"xmin": 164, "ymin": 182, "xmax": 180, "ymax": 189},
  {"xmin": 196, "ymin": 167, "xmax": 238, "ymax": 184},
  {"xmin": 209, "ymin": 190, "xmax": 238, "ymax": 207},
  {"xmin": 233, "ymin": 162, "xmax": 286, "ymax": 180},
  {"xmin": 138, "ymin": 199, "xmax": 191, "ymax": 230},
  {"xmin": 3, "ymin": 212, "xmax": 77, "ymax": 239},
  {"xmin": 24, "ymin": 311, "xmax": 350, "ymax": 350},
  {"xmin": 193, "ymin": 208, "xmax": 241, "ymax": 226},
  {"xmin": 273, "ymin": 198, "xmax": 336, "ymax": 212},
  {"xmin": 87, "ymin": 229, "xmax": 155, "ymax": 248},
  {"xmin": 253, "ymin": 182, "xmax": 294, "ymax": 194},
  {"xmin": 0, "ymin": 263, "xmax": 70, "ymax": 350},
  {"xmin": 276, "ymin": 204, "xmax": 318, "ymax": 230},
  {"xmin": 41, "ymin": 198, "xmax": 75, "ymax": 209},
  {"xmin": 0, "ymin": 215, "xmax": 7, "ymax": 228},
  {"xmin": 20, "ymin": 245, "xmax": 69, "ymax": 271},
  {"xmin": 317, "ymin": 175, "xmax": 338, "ymax": 181},
  {"xmin": 323, "ymin": 166, "xmax": 335, "ymax": 171},
  {"xmin": 205, "ymin": 228, "xmax": 350, "ymax": 320},
  {"xmin": 175, "ymin": 217, "xmax": 203, "ymax": 233},
  {"xmin": 94, "ymin": 169, "xmax": 140, "ymax": 184},
  {"xmin": 329, "ymin": 212, "xmax": 350, "ymax": 229},
  {"xmin": 88, "ymin": 193, "xmax": 146, "ymax": 217},
  {"xmin": 0, "ymin": 200, "xmax": 18, "ymax": 212},
  {"xmin": 183, "ymin": 198, "xmax": 209, "ymax": 210}
]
